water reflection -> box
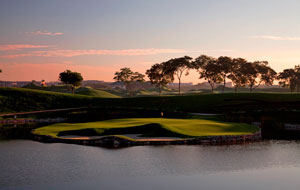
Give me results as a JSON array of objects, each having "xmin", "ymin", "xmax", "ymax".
[{"xmin": 1, "ymin": 140, "xmax": 300, "ymax": 189}]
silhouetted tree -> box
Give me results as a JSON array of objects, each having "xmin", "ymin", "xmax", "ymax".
[
  {"xmin": 114, "ymin": 67, "xmax": 145, "ymax": 96},
  {"xmin": 228, "ymin": 58, "xmax": 248, "ymax": 92},
  {"xmin": 113, "ymin": 67, "xmax": 133, "ymax": 89},
  {"xmin": 193, "ymin": 55, "xmax": 222, "ymax": 93},
  {"xmin": 293, "ymin": 65, "xmax": 300, "ymax": 92},
  {"xmin": 146, "ymin": 63, "xmax": 173, "ymax": 95},
  {"xmin": 278, "ymin": 68, "xmax": 299, "ymax": 92},
  {"xmin": 59, "ymin": 70, "xmax": 83, "ymax": 94},
  {"xmin": 192, "ymin": 55, "xmax": 213, "ymax": 70},
  {"xmin": 216, "ymin": 56, "xmax": 233, "ymax": 93},
  {"xmin": 242, "ymin": 61, "xmax": 261, "ymax": 92},
  {"xmin": 41, "ymin": 79, "xmax": 46, "ymax": 86},
  {"xmin": 128, "ymin": 72, "xmax": 146, "ymax": 94},
  {"xmin": 163, "ymin": 56, "xmax": 193, "ymax": 94},
  {"xmin": 246, "ymin": 61, "xmax": 277, "ymax": 91}
]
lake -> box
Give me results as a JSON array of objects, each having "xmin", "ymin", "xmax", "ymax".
[{"xmin": 1, "ymin": 140, "xmax": 300, "ymax": 190}]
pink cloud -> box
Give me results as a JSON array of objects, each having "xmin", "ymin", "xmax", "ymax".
[
  {"xmin": 30, "ymin": 30, "xmax": 63, "ymax": 36},
  {"xmin": 0, "ymin": 62, "xmax": 117, "ymax": 81},
  {"xmin": 0, "ymin": 44, "xmax": 50, "ymax": 51},
  {"xmin": 250, "ymin": 35, "xmax": 300, "ymax": 41},
  {"xmin": 0, "ymin": 48, "xmax": 190, "ymax": 58}
]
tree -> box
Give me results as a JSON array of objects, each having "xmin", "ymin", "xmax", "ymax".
[
  {"xmin": 59, "ymin": 70, "xmax": 83, "ymax": 94},
  {"xmin": 41, "ymin": 79, "xmax": 46, "ymax": 86},
  {"xmin": 247, "ymin": 61, "xmax": 277, "ymax": 91},
  {"xmin": 146, "ymin": 63, "xmax": 173, "ymax": 95},
  {"xmin": 293, "ymin": 65, "xmax": 300, "ymax": 92},
  {"xmin": 242, "ymin": 61, "xmax": 260, "ymax": 92},
  {"xmin": 278, "ymin": 68, "xmax": 298, "ymax": 92},
  {"xmin": 192, "ymin": 55, "xmax": 213, "ymax": 70},
  {"xmin": 128, "ymin": 72, "xmax": 146, "ymax": 94},
  {"xmin": 163, "ymin": 56, "xmax": 193, "ymax": 94},
  {"xmin": 113, "ymin": 67, "xmax": 133, "ymax": 90},
  {"xmin": 216, "ymin": 56, "xmax": 233, "ymax": 93},
  {"xmin": 193, "ymin": 55, "xmax": 222, "ymax": 93},
  {"xmin": 228, "ymin": 58, "xmax": 248, "ymax": 92},
  {"xmin": 113, "ymin": 67, "xmax": 145, "ymax": 96}
]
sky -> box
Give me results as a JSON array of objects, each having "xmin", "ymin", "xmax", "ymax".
[{"xmin": 1, "ymin": 0, "xmax": 300, "ymax": 83}]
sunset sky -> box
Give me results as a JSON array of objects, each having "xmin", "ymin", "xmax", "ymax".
[{"xmin": 1, "ymin": 0, "xmax": 300, "ymax": 83}]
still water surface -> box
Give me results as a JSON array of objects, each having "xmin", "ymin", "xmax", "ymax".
[{"xmin": 1, "ymin": 140, "xmax": 300, "ymax": 190}]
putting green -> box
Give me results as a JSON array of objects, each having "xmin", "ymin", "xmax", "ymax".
[{"xmin": 33, "ymin": 118, "xmax": 259, "ymax": 139}]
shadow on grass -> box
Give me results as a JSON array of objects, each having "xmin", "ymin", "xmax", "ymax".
[{"xmin": 57, "ymin": 123, "xmax": 190, "ymax": 138}]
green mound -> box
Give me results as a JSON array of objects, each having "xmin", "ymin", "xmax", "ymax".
[
  {"xmin": 75, "ymin": 87, "xmax": 120, "ymax": 98},
  {"xmin": 33, "ymin": 118, "xmax": 259, "ymax": 139},
  {"xmin": 23, "ymin": 85, "xmax": 119, "ymax": 98}
]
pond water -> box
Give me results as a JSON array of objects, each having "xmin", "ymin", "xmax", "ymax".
[{"xmin": 1, "ymin": 140, "xmax": 300, "ymax": 190}]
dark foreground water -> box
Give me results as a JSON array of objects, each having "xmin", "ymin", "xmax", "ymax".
[{"xmin": 1, "ymin": 140, "xmax": 300, "ymax": 190}]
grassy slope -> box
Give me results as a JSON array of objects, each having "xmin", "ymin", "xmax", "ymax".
[
  {"xmin": 0, "ymin": 87, "xmax": 100, "ymax": 113},
  {"xmin": 23, "ymin": 85, "xmax": 120, "ymax": 98},
  {"xmin": 2, "ymin": 87, "xmax": 300, "ymax": 113},
  {"xmin": 105, "ymin": 87, "xmax": 176, "ymax": 97},
  {"xmin": 75, "ymin": 87, "xmax": 120, "ymax": 98},
  {"xmin": 33, "ymin": 118, "xmax": 259, "ymax": 138}
]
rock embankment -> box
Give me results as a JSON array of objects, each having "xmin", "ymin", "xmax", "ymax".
[{"xmin": 32, "ymin": 130, "xmax": 261, "ymax": 148}]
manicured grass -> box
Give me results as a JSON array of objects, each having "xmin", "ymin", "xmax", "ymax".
[
  {"xmin": 33, "ymin": 118, "xmax": 259, "ymax": 138},
  {"xmin": 75, "ymin": 87, "xmax": 120, "ymax": 98},
  {"xmin": 23, "ymin": 85, "xmax": 120, "ymax": 98},
  {"xmin": 0, "ymin": 87, "xmax": 117, "ymax": 113}
]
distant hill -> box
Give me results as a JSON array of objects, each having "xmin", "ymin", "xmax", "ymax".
[{"xmin": 22, "ymin": 84, "xmax": 120, "ymax": 98}]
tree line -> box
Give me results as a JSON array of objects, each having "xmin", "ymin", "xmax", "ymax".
[
  {"xmin": 114, "ymin": 55, "xmax": 300, "ymax": 95},
  {"xmin": 4, "ymin": 54, "xmax": 300, "ymax": 95}
]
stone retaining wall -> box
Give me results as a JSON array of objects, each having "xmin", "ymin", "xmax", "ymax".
[{"xmin": 32, "ymin": 130, "xmax": 261, "ymax": 148}]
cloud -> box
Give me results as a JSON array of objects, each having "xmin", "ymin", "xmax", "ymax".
[
  {"xmin": 0, "ymin": 62, "xmax": 120, "ymax": 81},
  {"xmin": 0, "ymin": 48, "xmax": 193, "ymax": 58},
  {"xmin": 0, "ymin": 44, "xmax": 50, "ymax": 51},
  {"xmin": 250, "ymin": 35, "xmax": 300, "ymax": 41},
  {"xmin": 29, "ymin": 30, "xmax": 63, "ymax": 36}
]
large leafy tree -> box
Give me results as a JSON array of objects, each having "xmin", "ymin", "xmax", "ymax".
[
  {"xmin": 246, "ymin": 61, "xmax": 277, "ymax": 92},
  {"xmin": 59, "ymin": 70, "xmax": 83, "ymax": 94},
  {"xmin": 113, "ymin": 67, "xmax": 133, "ymax": 89},
  {"xmin": 113, "ymin": 67, "xmax": 145, "ymax": 96},
  {"xmin": 146, "ymin": 63, "xmax": 173, "ymax": 95},
  {"xmin": 278, "ymin": 68, "xmax": 299, "ymax": 92},
  {"xmin": 293, "ymin": 65, "xmax": 300, "ymax": 92},
  {"xmin": 216, "ymin": 56, "xmax": 233, "ymax": 93},
  {"xmin": 193, "ymin": 55, "xmax": 222, "ymax": 93},
  {"xmin": 242, "ymin": 61, "xmax": 261, "ymax": 92},
  {"xmin": 192, "ymin": 55, "xmax": 213, "ymax": 70},
  {"xmin": 163, "ymin": 56, "xmax": 193, "ymax": 94},
  {"xmin": 228, "ymin": 58, "xmax": 248, "ymax": 92}
]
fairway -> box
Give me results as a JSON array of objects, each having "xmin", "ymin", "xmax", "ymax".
[{"xmin": 33, "ymin": 118, "xmax": 259, "ymax": 139}]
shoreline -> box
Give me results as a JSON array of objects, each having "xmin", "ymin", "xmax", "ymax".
[{"xmin": 31, "ymin": 130, "xmax": 262, "ymax": 148}]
